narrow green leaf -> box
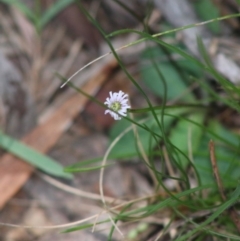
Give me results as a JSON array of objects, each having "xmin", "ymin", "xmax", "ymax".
[
  {"xmin": 40, "ymin": 0, "xmax": 74, "ymax": 28},
  {"xmin": 62, "ymin": 219, "xmax": 109, "ymax": 233},
  {"xmin": 176, "ymin": 185, "xmax": 240, "ymax": 241},
  {"xmin": 0, "ymin": 132, "xmax": 72, "ymax": 179},
  {"xmin": 64, "ymin": 164, "xmax": 112, "ymax": 173},
  {"xmin": 116, "ymin": 184, "xmax": 215, "ymax": 219},
  {"xmin": 0, "ymin": 0, "xmax": 36, "ymax": 22}
]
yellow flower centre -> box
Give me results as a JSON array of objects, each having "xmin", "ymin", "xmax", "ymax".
[{"xmin": 110, "ymin": 101, "xmax": 121, "ymax": 112}]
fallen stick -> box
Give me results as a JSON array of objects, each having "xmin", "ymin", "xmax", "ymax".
[
  {"xmin": 0, "ymin": 59, "xmax": 118, "ymax": 210},
  {"xmin": 209, "ymin": 140, "xmax": 240, "ymax": 233}
]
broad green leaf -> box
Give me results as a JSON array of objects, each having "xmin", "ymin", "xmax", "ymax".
[
  {"xmin": 193, "ymin": 0, "xmax": 220, "ymax": 34},
  {"xmin": 0, "ymin": 132, "xmax": 72, "ymax": 179},
  {"xmin": 177, "ymin": 59, "xmax": 202, "ymax": 77},
  {"xmin": 141, "ymin": 63, "xmax": 194, "ymax": 101},
  {"xmin": 140, "ymin": 47, "xmax": 201, "ymax": 102},
  {"xmin": 142, "ymin": 46, "xmax": 202, "ymax": 77},
  {"xmin": 109, "ymin": 108, "xmax": 190, "ymax": 158},
  {"xmin": 168, "ymin": 112, "xmax": 205, "ymax": 168},
  {"xmin": 194, "ymin": 121, "xmax": 240, "ymax": 186},
  {"xmin": 109, "ymin": 118, "xmax": 157, "ymax": 158}
]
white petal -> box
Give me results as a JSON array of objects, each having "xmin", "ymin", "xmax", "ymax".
[{"xmin": 104, "ymin": 90, "xmax": 130, "ymax": 120}]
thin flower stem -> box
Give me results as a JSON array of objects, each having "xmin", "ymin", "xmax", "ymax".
[{"xmin": 60, "ymin": 13, "xmax": 240, "ymax": 87}]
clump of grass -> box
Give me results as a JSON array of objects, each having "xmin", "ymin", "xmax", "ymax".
[
  {"xmin": 63, "ymin": 2, "xmax": 240, "ymax": 240},
  {"xmin": 1, "ymin": 0, "xmax": 75, "ymax": 33},
  {"xmin": 2, "ymin": 1, "xmax": 240, "ymax": 240}
]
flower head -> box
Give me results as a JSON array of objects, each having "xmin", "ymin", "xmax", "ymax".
[{"xmin": 104, "ymin": 91, "xmax": 131, "ymax": 120}]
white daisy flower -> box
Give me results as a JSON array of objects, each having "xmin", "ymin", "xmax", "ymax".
[{"xmin": 104, "ymin": 91, "xmax": 131, "ymax": 120}]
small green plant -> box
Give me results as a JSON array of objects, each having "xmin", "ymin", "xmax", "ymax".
[
  {"xmin": 63, "ymin": 2, "xmax": 240, "ymax": 240},
  {"xmin": 2, "ymin": 0, "xmax": 240, "ymax": 240},
  {"xmin": 0, "ymin": 0, "xmax": 74, "ymax": 33}
]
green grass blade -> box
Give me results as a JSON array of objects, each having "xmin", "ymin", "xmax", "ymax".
[
  {"xmin": 40, "ymin": 0, "xmax": 74, "ymax": 28},
  {"xmin": 0, "ymin": 0, "xmax": 36, "ymax": 22},
  {"xmin": 116, "ymin": 184, "xmax": 215, "ymax": 219},
  {"xmin": 107, "ymin": 13, "xmax": 240, "ymax": 39},
  {"xmin": 0, "ymin": 132, "xmax": 72, "ymax": 179},
  {"xmin": 63, "ymin": 219, "xmax": 109, "ymax": 233},
  {"xmin": 64, "ymin": 164, "xmax": 112, "ymax": 173},
  {"xmin": 175, "ymin": 185, "xmax": 240, "ymax": 241}
]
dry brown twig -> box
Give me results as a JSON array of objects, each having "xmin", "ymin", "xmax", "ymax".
[
  {"xmin": 209, "ymin": 140, "xmax": 240, "ymax": 233},
  {"xmin": 209, "ymin": 140, "xmax": 226, "ymax": 201},
  {"xmin": 0, "ymin": 59, "xmax": 118, "ymax": 210}
]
